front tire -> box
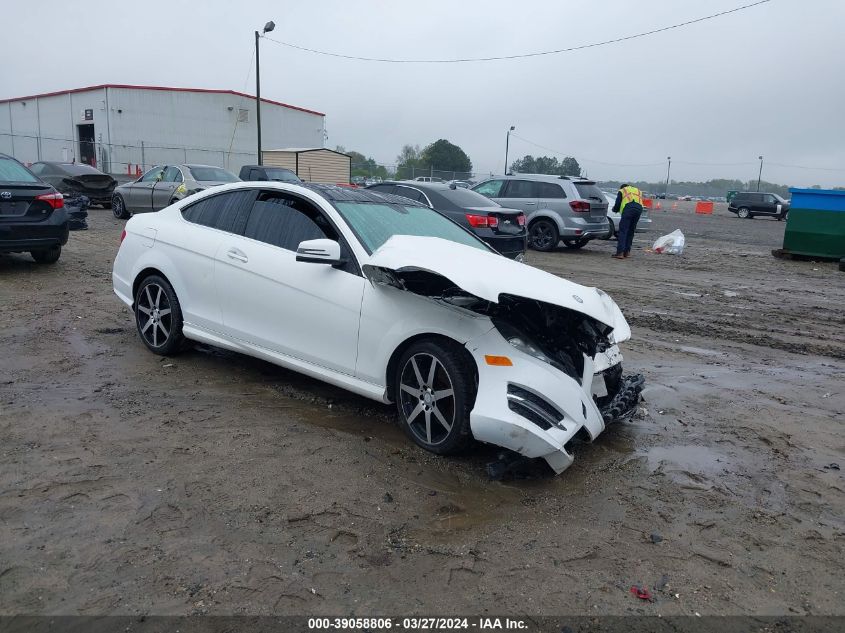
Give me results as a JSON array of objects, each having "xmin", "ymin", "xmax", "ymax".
[
  {"xmin": 112, "ymin": 194, "xmax": 130, "ymax": 219},
  {"xmin": 737, "ymin": 207, "xmax": 751, "ymax": 219},
  {"xmin": 134, "ymin": 275, "xmax": 185, "ymax": 355},
  {"xmin": 395, "ymin": 340, "xmax": 475, "ymax": 455},
  {"xmin": 528, "ymin": 219, "xmax": 559, "ymax": 251},
  {"xmin": 31, "ymin": 245, "xmax": 61, "ymax": 264}
]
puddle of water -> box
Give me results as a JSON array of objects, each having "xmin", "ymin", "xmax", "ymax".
[{"xmin": 631, "ymin": 445, "xmax": 730, "ymax": 487}]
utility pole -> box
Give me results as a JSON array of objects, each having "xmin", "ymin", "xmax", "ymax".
[
  {"xmin": 757, "ymin": 155, "xmax": 764, "ymax": 192},
  {"xmin": 255, "ymin": 20, "xmax": 275, "ymax": 165},
  {"xmin": 665, "ymin": 156, "xmax": 671, "ymax": 197},
  {"xmin": 504, "ymin": 125, "xmax": 515, "ymax": 174}
]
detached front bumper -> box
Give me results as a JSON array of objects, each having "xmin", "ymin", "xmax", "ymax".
[{"xmin": 465, "ymin": 328, "xmax": 642, "ymax": 474}]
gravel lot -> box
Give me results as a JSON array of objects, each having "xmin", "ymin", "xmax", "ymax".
[{"xmin": 1, "ymin": 201, "xmax": 843, "ymax": 616}]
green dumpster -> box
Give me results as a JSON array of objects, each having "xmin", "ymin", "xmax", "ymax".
[{"xmin": 782, "ymin": 188, "xmax": 845, "ymax": 259}]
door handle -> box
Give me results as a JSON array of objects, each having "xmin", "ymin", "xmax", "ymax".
[
  {"xmin": 523, "ymin": 202, "xmax": 537, "ymax": 205},
  {"xmin": 226, "ymin": 248, "xmax": 248, "ymax": 263}
]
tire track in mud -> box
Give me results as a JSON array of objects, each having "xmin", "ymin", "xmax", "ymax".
[{"xmin": 628, "ymin": 313, "xmax": 845, "ymax": 360}]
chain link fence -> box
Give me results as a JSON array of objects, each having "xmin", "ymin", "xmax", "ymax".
[
  {"xmin": 0, "ymin": 132, "xmax": 255, "ymax": 179},
  {"xmin": 351, "ymin": 162, "xmax": 487, "ymax": 184},
  {"xmin": 2, "ymin": 132, "xmax": 492, "ymax": 184}
]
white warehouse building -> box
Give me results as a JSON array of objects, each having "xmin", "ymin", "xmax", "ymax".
[{"xmin": 0, "ymin": 84, "xmax": 326, "ymax": 176}]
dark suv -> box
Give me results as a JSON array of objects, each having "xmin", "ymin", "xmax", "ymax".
[
  {"xmin": 0, "ymin": 153, "xmax": 68, "ymax": 263},
  {"xmin": 728, "ymin": 192, "xmax": 790, "ymax": 220}
]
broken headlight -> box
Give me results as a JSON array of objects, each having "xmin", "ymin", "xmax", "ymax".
[{"xmin": 493, "ymin": 319, "xmax": 551, "ymax": 364}]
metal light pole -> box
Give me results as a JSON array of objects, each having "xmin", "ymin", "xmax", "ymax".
[
  {"xmin": 504, "ymin": 125, "xmax": 515, "ymax": 174},
  {"xmin": 255, "ymin": 20, "xmax": 275, "ymax": 165},
  {"xmin": 665, "ymin": 156, "xmax": 671, "ymax": 197},
  {"xmin": 757, "ymin": 155, "xmax": 764, "ymax": 192}
]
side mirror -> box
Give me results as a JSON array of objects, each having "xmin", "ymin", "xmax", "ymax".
[{"xmin": 296, "ymin": 238, "xmax": 344, "ymax": 267}]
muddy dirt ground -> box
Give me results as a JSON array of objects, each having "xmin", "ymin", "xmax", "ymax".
[{"xmin": 1, "ymin": 202, "xmax": 843, "ymax": 617}]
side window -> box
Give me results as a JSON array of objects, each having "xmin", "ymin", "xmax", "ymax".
[
  {"xmin": 244, "ymin": 191, "xmax": 338, "ymax": 251},
  {"xmin": 766, "ymin": 195, "xmax": 777, "ymax": 203},
  {"xmin": 503, "ymin": 180, "xmax": 539, "ymax": 198},
  {"xmin": 181, "ymin": 190, "xmax": 256, "ymax": 234},
  {"xmin": 30, "ymin": 163, "xmax": 45, "ymax": 175},
  {"xmin": 162, "ymin": 166, "xmax": 181, "ymax": 182},
  {"xmin": 537, "ymin": 182, "xmax": 566, "ymax": 199},
  {"xmin": 248, "ymin": 169, "xmax": 262, "ymax": 181},
  {"xmin": 394, "ymin": 186, "xmax": 425, "ymax": 203},
  {"xmin": 473, "ymin": 180, "xmax": 504, "ymax": 197},
  {"xmin": 140, "ymin": 167, "xmax": 165, "ymax": 183},
  {"xmin": 369, "ymin": 184, "xmax": 396, "ymax": 196}
]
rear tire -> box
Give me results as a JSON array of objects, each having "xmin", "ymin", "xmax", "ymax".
[
  {"xmin": 112, "ymin": 194, "xmax": 130, "ymax": 219},
  {"xmin": 31, "ymin": 245, "xmax": 61, "ymax": 264},
  {"xmin": 394, "ymin": 339, "xmax": 475, "ymax": 455},
  {"xmin": 737, "ymin": 207, "xmax": 751, "ymax": 219},
  {"xmin": 602, "ymin": 221, "xmax": 616, "ymax": 240},
  {"xmin": 134, "ymin": 275, "xmax": 185, "ymax": 356},
  {"xmin": 528, "ymin": 219, "xmax": 559, "ymax": 251},
  {"xmin": 562, "ymin": 238, "xmax": 589, "ymax": 249}
]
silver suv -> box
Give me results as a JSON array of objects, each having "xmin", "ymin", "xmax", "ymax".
[{"xmin": 473, "ymin": 175, "xmax": 610, "ymax": 251}]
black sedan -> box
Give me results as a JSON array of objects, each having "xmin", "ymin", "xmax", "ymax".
[
  {"xmin": 367, "ymin": 181, "xmax": 526, "ymax": 260},
  {"xmin": 0, "ymin": 154, "xmax": 68, "ymax": 263},
  {"xmin": 29, "ymin": 161, "xmax": 116, "ymax": 207}
]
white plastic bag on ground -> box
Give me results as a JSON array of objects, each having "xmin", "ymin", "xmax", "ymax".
[{"xmin": 652, "ymin": 229, "xmax": 685, "ymax": 255}]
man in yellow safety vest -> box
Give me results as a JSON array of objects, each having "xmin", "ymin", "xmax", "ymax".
[{"xmin": 611, "ymin": 183, "xmax": 644, "ymax": 259}]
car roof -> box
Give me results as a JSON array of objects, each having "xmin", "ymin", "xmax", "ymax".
[
  {"xmin": 483, "ymin": 173, "xmax": 596, "ymax": 184},
  {"xmin": 376, "ymin": 180, "xmax": 457, "ymax": 192}
]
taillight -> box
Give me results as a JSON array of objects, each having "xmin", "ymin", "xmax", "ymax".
[
  {"xmin": 465, "ymin": 213, "xmax": 499, "ymax": 228},
  {"xmin": 35, "ymin": 192, "xmax": 64, "ymax": 209},
  {"xmin": 569, "ymin": 200, "xmax": 590, "ymax": 213},
  {"xmin": 120, "ymin": 229, "xmax": 127, "ymax": 244},
  {"xmin": 516, "ymin": 213, "xmax": 526, "ymax": 226}
]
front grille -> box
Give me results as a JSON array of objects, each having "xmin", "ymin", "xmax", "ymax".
[{"xmin": 507, "ymin": 384, "xmax": 564, "ymax": 431}]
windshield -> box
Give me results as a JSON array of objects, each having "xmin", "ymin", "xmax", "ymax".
[
  {"xmin": 188, "ymin": 166, "xmax": 239, "ymax": 182},
  {"xmin": 773, "ymin": 194, "xmax": 788, "ymax": 203},
  {"xmin": 0, "ymin": 157, "xmax": 40, "ymax": 183},
  {"xmin": 334, "ymin": 202, "xmax": 491, "ymax": 255},
  {"xmin": 265, "ymin": 168, "xmax": 300, "ymax": 182}
]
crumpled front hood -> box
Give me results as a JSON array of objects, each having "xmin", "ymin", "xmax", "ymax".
[{"xmin": 364, "ymin": 235, "xmax": 631, "ymax": 340}]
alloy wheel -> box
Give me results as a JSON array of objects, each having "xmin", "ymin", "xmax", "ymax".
[
  {"xmin": 137, "ymin": 283, "xmax": 173, "ymax": 349},
  {"xmin": 398, "ymin": 353, "xmax": 456, "ymax": 447},
  {"xmin": 529, "ymin": 220, "xmax": 557, "ymax": 251}
]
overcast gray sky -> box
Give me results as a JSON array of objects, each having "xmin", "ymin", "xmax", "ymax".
[{"xmin": 3, "ymin": 0, "xmax": 844, "ymax": 186}]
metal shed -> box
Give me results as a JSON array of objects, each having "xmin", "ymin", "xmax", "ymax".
[
  {"xmin": 0, "ymin": 84, "xmax": 326, "ymax": 177},
  {"xmin": 263, "ymin": 148, "xmax": 351, "ymax": 184}
]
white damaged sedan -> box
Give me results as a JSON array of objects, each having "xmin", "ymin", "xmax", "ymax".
[{"xmin": 113, "ymin": 182, "xmax": 643, "ymax": 474}]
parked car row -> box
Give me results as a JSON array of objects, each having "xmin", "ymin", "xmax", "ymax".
[{"xmin": 366, "ymin": 181, "xmax": 527, "ymax": 260}]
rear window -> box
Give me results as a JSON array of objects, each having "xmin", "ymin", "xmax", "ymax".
[
  {"xmin": 188, "ymin": 166, "xmax": 239, "ymax": 182},
  {"xmin": 573, "ymin": 182, "xmax": 605, "ymax": 202},
  {"xmin": 60, "ymin": 164, "xmax": 102, "ymax": 176},
  {"xmin": 264, "ymin": 168, "xmax": 300, "ymax": 182},
  {"xmin": 437, "ymin": 187, "xmax": 499, "ymax": 209},
  {"xmin": 0, "ymin": 157, "xmax": 39, "ymax": 183}
]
